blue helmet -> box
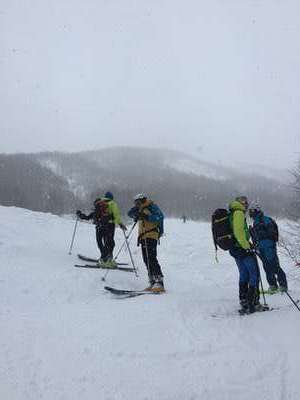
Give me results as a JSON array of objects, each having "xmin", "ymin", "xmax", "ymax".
[{"xmin": 105, "ymin": 191, "xmax": 114, "ymax": 200}]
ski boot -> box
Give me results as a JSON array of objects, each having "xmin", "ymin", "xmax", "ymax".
[
  {"xmin": 238, "ymin": 283, "xmax": 249, "ymax": 314},
  {"xmin": 246, "ymin": 286, "xmax": 257, "ymax": 314},
  {"xmin": 279, "ymin": 286, "xmax": 288, "ymax": 293},
  {"xmin": 105, "ymin": 257, "xmax": 118, "ymax": 268},
  {"xmin": 144, "ymin": 279, "xmax": 155, "ymax": 291},
  {"xmin": 97, "ymin": 257, "xmax": 105, "ymax": 266},
  {"xmin": 150, "ymin": 276, "xmax": 165, "ymax": 293},
  {"xmin": 104, "ymin": 259, "xmax": 117, "ymax": 268},
  {"xmin": 238, "ymin": 297, "xmax": 248, "ymax": 314},
  {"xmin": 267, "ymin": 285, "xmax": 279, "ymax": 295},
  {"xmin": 255, "ymin": 303, "xmax": 269, "ymax": 312}
]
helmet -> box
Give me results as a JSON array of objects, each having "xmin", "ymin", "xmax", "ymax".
[
  {"xmin": 134, "ymin": 193, "xmax": 147, "ymax": 201},
  {"xmin": 104, "ymin": 191, "xmax": 114, "ymax": 200},
  {"xmin": 249, "ymin": 206, "xmax": 262, "ymax": 219}
]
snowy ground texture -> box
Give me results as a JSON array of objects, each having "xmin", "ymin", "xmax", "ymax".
[{"xmin": 1, "ymin": 205, "xmax": 300, "ymax": 400}]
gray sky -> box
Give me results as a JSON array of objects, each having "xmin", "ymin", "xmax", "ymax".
[{"xmin": 1, "ymin": 0, "xmax": 299, "ymax": 168}]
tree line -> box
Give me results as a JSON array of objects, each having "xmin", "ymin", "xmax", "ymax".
[{"xmin": 0, "ymin": 150, "xmax": 293, "ymax": 221}]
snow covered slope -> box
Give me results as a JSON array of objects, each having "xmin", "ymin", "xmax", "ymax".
[{"xmin": 1, "ymin": 205, "xmax": 300, "ymax": 400}]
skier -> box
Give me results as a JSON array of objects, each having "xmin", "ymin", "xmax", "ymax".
[
  {"xmin": 76, "ymin": 192, "xmax": 126, "ymax": 267},
  {"xmin": 128, "ymin": 194, "xmax": 165, "ymax": 293},
  {"xmin": 249, "ymin": 206, "xmax": 288, "ymax": 293},
  {"xmin": 182, "ymin": 215, "xmax": 187, "ymax": 223},
  {"xmin": 228, "ymin": 196, "xmax": 262, "ymax": 314}
]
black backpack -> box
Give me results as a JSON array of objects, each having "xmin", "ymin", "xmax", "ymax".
[{"xmin": 212, "ymin": 209, "xmax": 235, "ymax": 251}]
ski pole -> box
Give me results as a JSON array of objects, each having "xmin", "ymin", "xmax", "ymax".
[
  {"xmin": 113, "ymin": 221, "xmax": 137, "ymax": 262},
  {"xmin": 284, "ymin": 291, "xmax": 300, "ymax": 312},
  {"xmin": 254, "ymin": 251, "xmax": 267, "ymax": 307},
  {"xmin": 259, "ymin": 275, "xmax": 267, "ymax": 307},
  {"xmin": 101, "ymin": 232, "xmax": 136, "ymax": 282},
  {"xmin": 123, "ymin": 229, "xmax": 138, "ymax": 277},
  {"xmin": 101, "ymin": 222, "xmax": 137, "ymax": 282},
  {"xmin": 68, "ymin": 216, "xmax": 79, "ymax": 255}
]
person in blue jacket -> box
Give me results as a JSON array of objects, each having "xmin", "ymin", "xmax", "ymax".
[
  {"xmin": 249, "ymin": 207, "xmax": 288, "ymax": 293},
  {"xmin": 128, "ymin": 193, "xmax": 165, "ymax": 293}
]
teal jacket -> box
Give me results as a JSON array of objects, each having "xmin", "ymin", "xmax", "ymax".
[{"xmin": 229, "ymin": 200, "xmax": 251, "ymax": 250}]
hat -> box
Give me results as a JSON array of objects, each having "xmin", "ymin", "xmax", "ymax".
[
  {"xmin": 236, "ymin": 195, "xmax": 249, "ymax": 206},
  {"xmin": 105, "ymin": 191, "xmax": 114, "ymax": 200}
]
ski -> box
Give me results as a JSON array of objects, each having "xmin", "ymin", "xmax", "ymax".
[
  {"xmin": 211, "ymin": 299, "xmax": 299, "ymax": 319},
  {"xmin": 74, "ymin": 264, "xmax": 134, "ymax": 272},
  {"xmin": 77, "ymin": 254, "xmax": 128, "ymax": 266},
  {"xmin": 211, "ymin": 307, "xmax": 274, "ymax": 319},
  {"xmin": 238, "ymin": 306, "xmax": 273, "ymax": 315},
  {"xmin": 259, "ymin": 289, "xmax": 280, "ymax": 295},
  {"xmin": 104, "ymin": 286, "xmax": 165, "ymax": 298}
]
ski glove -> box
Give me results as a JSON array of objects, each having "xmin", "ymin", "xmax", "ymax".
[
  {"xmin": 119, "ymin": 223, "xmax": 127, "ymax": 231},
  {"xmin": 76, "ymin": 210, "xmax": 83, "ymax": 218},
  {"xmin": 137, "ymin": 212, "xmax": 149, "ymax": 221},
  {"xmin": 245, "ymin": 248, "xmax": 255, "ymax": 255}
]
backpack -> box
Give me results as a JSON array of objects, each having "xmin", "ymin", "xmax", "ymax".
[
  {"xmin": 148, "ymin": 203, "xmax": 164, "ymax": 237},
  {"xmin": 94, "ymin": 199, "xmax": 111, "ymax": 224},
  {"xmin": 268, "ymin": 218, "xmax": 279, "ymax": 242},
  {"xmin": 212, "ymin": 208, "xmax": 235, "ymax": 251}
]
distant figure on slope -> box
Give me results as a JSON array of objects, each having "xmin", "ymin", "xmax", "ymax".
[
  {"xmin": 76, "ymin": 192, "xmax": 126, "ymax": 267},
  {"xmin": 228, "ymin": 196, "xmax": 262, "ymax": 314},
  {"xmin": 128, "ymin": 194, "xmax": 165, "ymax": 293},
  {"xmin": 182, "ymin": 215, "xmax": 187, "ymax": 223},
  {"xmin": 249, "ymin": 206, "xmax": 288, "ymax": 294}
]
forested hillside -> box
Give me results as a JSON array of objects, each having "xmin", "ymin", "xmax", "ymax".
[{"xmin": 0, "ymin": 147, "xmax": 292, "ymax": 219}]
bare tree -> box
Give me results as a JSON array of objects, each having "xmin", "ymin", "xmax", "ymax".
[{"xmin": 279, "ymin": 158, "xmax": 300, "ymax": 266}]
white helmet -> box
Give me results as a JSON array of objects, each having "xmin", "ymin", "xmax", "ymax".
[{"xmin": 134, "ymin": 193, "xmax": 147, "ymax": 201}]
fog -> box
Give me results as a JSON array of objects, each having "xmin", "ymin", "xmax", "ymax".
[{"xmin": 1, "ymin": 0, "xmax": 299, "ymax": 168}]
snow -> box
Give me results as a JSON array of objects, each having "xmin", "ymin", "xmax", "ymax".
[{"xmin": 1, "ymin": 205, "xmax": 300, "ymax": 400}]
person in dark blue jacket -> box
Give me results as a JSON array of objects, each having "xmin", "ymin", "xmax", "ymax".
[{"xmin": 249, "ymin": 207, "xmax": 288, "ymax": 293}]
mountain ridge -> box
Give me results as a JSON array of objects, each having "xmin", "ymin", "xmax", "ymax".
[{"xmin": 0, "ymin": 147, "xmax": 292, "ymax": 218}]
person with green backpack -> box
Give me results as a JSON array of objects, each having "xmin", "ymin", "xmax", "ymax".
[
  {"xmin": 228, "ymin": 196, "xmax": 263, "ymax": 314},
  {"xmin": 212, "ymin": 196, "xmax": 263, "ymax": 314}
]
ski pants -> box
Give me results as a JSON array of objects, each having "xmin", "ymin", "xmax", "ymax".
[
  {"xmin": 230, "ymin": 249, "xmax": 260, "ymax": 306},
  {"xmin": 234, "ymin": 254, "xmax": 259, "ymax": 288},
  {"xmin": 258, "ymin": 243, "xmax": 287, "ymax": 289},
  {"xmin": 95, "ymin": 223, "xmax": 115, "ymax": 261},
  {"xmin": 140, "ymin": 238, "xmax": 163, "ymax": 284}
]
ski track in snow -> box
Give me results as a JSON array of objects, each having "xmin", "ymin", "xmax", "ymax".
[{"xmin": 0, "ymin": 206, "xmax": 300, "ymax": 400}]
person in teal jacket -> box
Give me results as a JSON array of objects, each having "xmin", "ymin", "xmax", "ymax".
[
  {"xmin": 229, "ymin": 196, "xmax": 262, "ymax": 314},
  {"xmin": 249, "ymin": 207, "xmax": 287, "ymax": 293}
]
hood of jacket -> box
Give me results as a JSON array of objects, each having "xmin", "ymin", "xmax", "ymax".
[{"xmin": 229, "ymin": 200, "xmax": 247, "ymax": 213}]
